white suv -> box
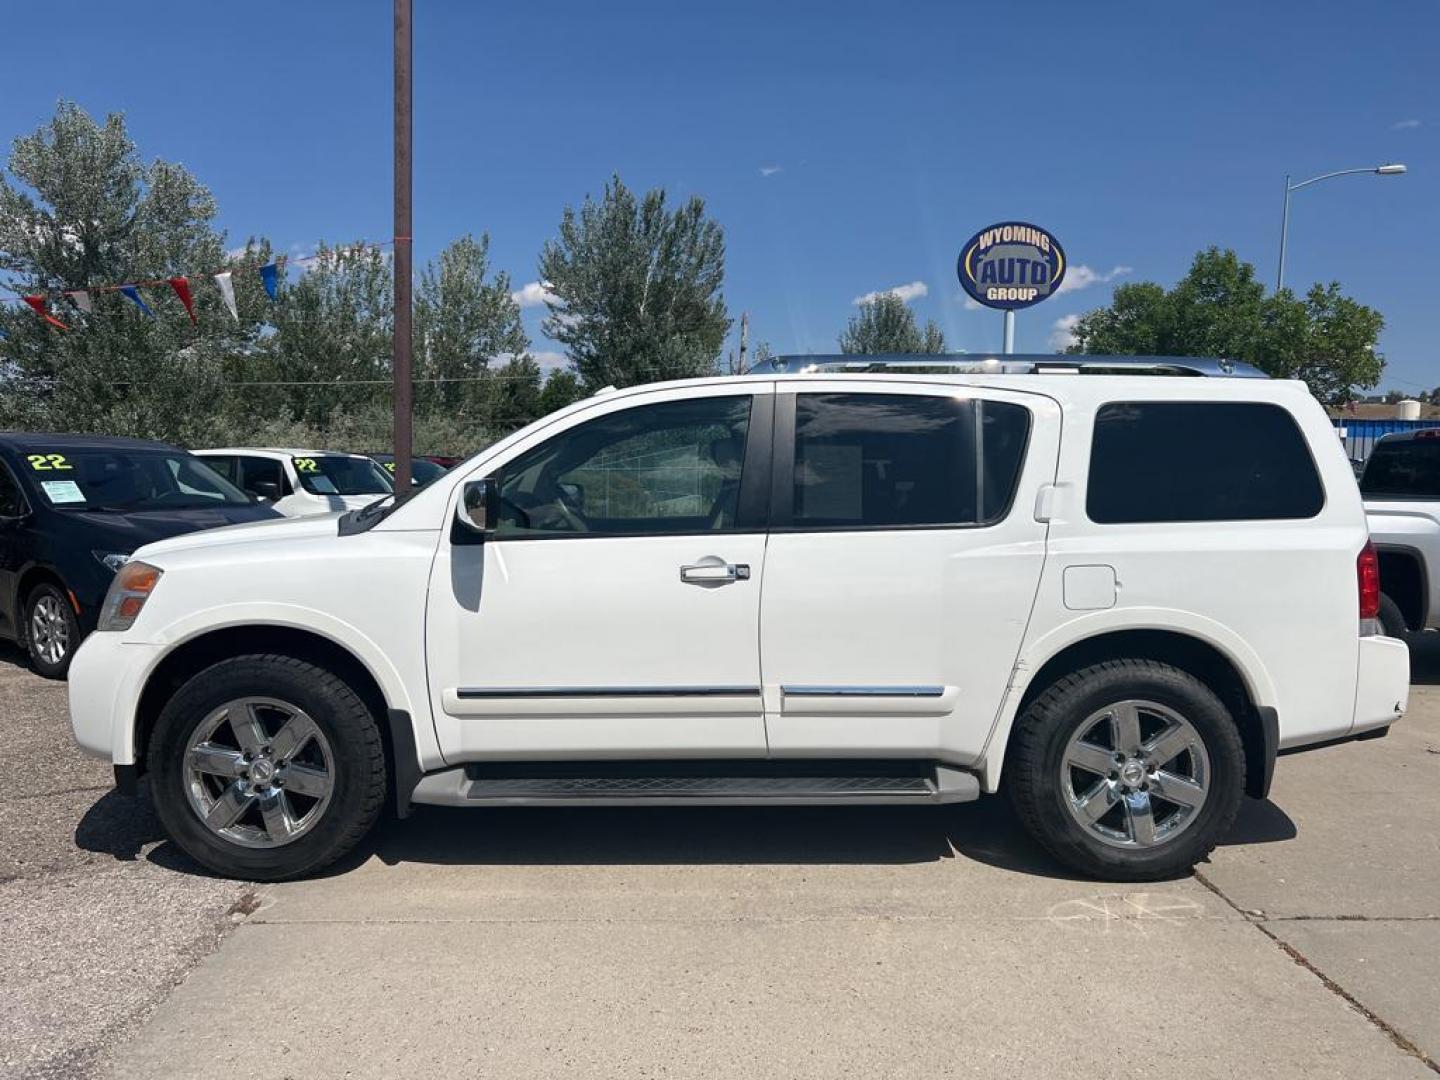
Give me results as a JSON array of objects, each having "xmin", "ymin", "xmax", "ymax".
[
  {"xmin": 193, "ymin": 448, "xmax": 393, "ymax": 518},
  {"xmin": 68, "ymin": 356, "xmax": 1409, "ymax": 881}
]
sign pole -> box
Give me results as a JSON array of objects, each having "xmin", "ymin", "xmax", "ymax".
[
  {"xmin": 392, "ymin": 0, "xmax": 414, "ymax": 496},
  {"xmin": 1002, "ymin": 310, "xmax": 1015, "ymax": 355}
]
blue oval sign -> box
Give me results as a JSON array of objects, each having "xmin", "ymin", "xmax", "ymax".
[{"xmin": 957, "ymin": 221, "xmax": 1066, "ymax": 310}]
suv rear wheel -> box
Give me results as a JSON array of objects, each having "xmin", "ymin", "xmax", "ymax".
[
  {"xmin": 1007, "ymin": 659, "xmax": 1245, "ymax": 881},
  {"xmin": 147, "ymin": 654, "xmax": 387, "ymax": 881}
]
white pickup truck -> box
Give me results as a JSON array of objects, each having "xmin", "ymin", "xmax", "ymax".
[{"xmin": 1358, "ymin": 430, "xmax": 1440, "ymax": 637}]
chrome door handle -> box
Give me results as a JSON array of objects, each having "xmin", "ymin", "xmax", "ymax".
[{"xmin": 680, "ymin": 559, "xmax": 751, "ymax": 584}]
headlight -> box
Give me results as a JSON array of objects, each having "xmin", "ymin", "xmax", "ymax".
[
  {"xmin": 98, "ymin": 561, "xmax": 163, "ymax": 632},
  {"xmin": 93, "ymin": 551, "xmax": 131, "ymax": 573}
]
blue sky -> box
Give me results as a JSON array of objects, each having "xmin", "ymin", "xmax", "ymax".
[{"xmin": 2, "ymin": 0, "xmax": 1435, "ymax": 390}]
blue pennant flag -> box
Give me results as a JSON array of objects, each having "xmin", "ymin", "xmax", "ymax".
[
  {"xmin": 119, "ymin": 285, "xmax": 154, "ymax": 318},
  {"xmin": 259, "ymin": 262, "xmax": 279, "ymax": 299}
]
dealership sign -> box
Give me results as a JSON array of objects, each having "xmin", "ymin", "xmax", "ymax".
[{"xmin": 957, "ymin": 221, "xmax": 1066, "ymax": 310}]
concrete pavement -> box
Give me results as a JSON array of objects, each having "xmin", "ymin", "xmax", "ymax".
[{"xmin": 99, "ymin": 654, "xmax": 1440, "ymax": 1078}]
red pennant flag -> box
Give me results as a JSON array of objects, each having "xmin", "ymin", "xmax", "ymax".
[
  {"xmin": 22, "ymin": 295, "xmax": 68, "ymax": 330},
  {"xmin": 168, "ymin": 277, "xmax": 197, "ymax": 324}
]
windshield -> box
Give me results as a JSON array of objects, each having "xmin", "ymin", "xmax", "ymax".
[
  {"xmin": 1360, "ymin": 439, "xmax": 1440, "ymax": 500},
  {"xmin": 375, "ymin": 457, "xmax": 448, "ymax": 486},
  {"xmin": 293, "ymin": 455, "xmax": 394, "ymax": 496},
  {"xmin": 20, "ymin": 448, "xmax": 252, "ymax": 510}
]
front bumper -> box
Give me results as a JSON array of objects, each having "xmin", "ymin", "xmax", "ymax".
[
  {"xmin": 67, "ymin": 632, "xmax": 163, "ymax": 765},
  {"xmin": 1353, "ymin": 635, "xmax": 1409, "ymax": 736}
]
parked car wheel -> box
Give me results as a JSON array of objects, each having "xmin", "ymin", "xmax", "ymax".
[
  {"xmin": 1377, "ymin": 593, "xmax": 1407, "ymax": 640},
  {"xmin": 1007, "ymin": 659, "xmax": 1245, "ymax": 881},
  {"xmin": 24, "ymin": 582, "xmax": 80, "ymax": 679},
  {"xmin": 147, "ymin": 654, "xmax": 387, "ymax": 881}
]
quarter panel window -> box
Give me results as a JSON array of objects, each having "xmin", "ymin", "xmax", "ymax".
[
  {"xmin": 496, "ymin": 395, "xmax": 753, "ymax": 537},
  {"xmin": 1087, "ymin": 401, "xmax": 1324, "ymax": 524},
  {"xmin": 790, "ymin": 392, "xmax": 1009, "ymax": 529}
]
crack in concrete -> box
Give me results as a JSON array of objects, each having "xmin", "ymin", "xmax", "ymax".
[{"xmin": 1194, "ymin": 870, "xmax": 1440, "ymax": 1075}]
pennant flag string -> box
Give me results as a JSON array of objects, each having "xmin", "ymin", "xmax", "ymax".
[
  {"xmin": 168, "ymin": 277, "xmax": 197, "ymax": 324},
  {"xmin": 0, "ymin": 238, "xmax": 397, "ymax": 317},
  {"xmin": 213, "ymin": 271, "xmax": 239, "ymax": 322},
  {"xmin": 119, "ymin": 285, "xmax": 155, "ymax": 318},
  {"xmin": 21, "ymin": 295, "xmax": 69, "ymax": 330}
]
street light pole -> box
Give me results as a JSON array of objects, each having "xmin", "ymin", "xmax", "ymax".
[
  {"xmin": 392, "ymin": 0, "xmax": 414, "ymax": 496},
  {"xmin": 1276, "ymin": 163, "xmax": 1406, "ymax": 292}
]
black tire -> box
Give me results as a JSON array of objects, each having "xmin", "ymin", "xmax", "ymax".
[
  {"xmin": 1378, "ymin": 593, "xmax": 1407, "ymax": 639},
  {"xmin": 147, "ymin": 654, "xmax": 387, "ymax": 881},
  {"xmin": 24, "ymin": 581, "xmax": 81, "ymax": 679},
  {"xmin": 1007, "ymin": 659, "xmax": 1246, "ymax": 881}
]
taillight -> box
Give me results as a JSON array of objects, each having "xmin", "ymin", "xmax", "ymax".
[{"xmin": 1357, "ymin": 541, "xmax": 1381, "ymax": 620}]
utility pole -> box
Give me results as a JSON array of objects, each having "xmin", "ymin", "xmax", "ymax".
[
  {"xmin": 392, "ymin": 0, "xmax": 414, "ymax": 495},
  {"xmin": 738, "ymin": 311, "xmax": 749, "ymax": 374}
]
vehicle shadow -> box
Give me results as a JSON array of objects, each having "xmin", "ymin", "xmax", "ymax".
[
  {"xmin": 0, "ymin": 639, "xmax": 31, "ymax": 672},
  {"xmin": 73, "ymin": 783, "xmax": 1298, "ymax": 884}
]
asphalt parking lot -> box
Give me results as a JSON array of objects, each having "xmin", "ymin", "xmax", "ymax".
[{"xmin": 2, "ymin": 641, "xmax": 1438, "ymax": 1080}]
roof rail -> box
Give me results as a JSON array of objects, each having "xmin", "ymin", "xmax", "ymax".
[{"xmin": 745, "ymin": 354, "xmax": 1267, "ymax": 379}]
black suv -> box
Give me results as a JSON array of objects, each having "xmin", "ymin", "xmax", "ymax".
[{"xmin": 0, "ymin": 433, "xmax": 280, "ymax": 677}]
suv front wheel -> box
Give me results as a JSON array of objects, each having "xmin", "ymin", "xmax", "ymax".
[
  {"xmin": 1007, "ymin": 659, "xmax": 1245, "ymax": 881},
  {"xmin": 147, "ymin": 654, "xmax": 388, "ymax": 881}
]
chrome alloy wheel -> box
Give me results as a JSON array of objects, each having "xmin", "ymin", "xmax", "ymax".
[
  {"xmin": 184, "ymin": 697, "xmax": 335, "ymax": 849},
  {"xmin": 29, "ymin": 594, "xmax": 70, "ymax": 666},
  {"xmin": 1061, "ymin": 700, "xmax": 1210, "ymax": 849}
]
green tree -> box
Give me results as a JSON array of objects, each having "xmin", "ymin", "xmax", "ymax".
[
  {"xmin": 414, "ymin": 233, "xmax": 528, "ymax": 413},
  {"xmin": 0, "ymin": 102, "xmax": 272, "ymax": 440},
  {"xmin": 838, "ymin": 293, "xmax": 947, "ymax": 354},
  {"xmin": 538, "ymin": 368, "xmax": 584, "ymax": 415},
  {"xmin": 1068, "ymin": 247, "xmax": 1384, "ymax": 406},
  {"xmin": 538, "ymin": 175, "xmax": 730, "ymax": 388}
]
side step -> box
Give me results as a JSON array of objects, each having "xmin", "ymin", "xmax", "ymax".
[{"xmin": 410, "ymin": 763, "xmax": 980, "ymax": 807}]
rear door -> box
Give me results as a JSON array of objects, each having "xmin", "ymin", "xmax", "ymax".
[{"xmin": 758, "ymin": 382, "xmax": 1059, "ymax": 763}]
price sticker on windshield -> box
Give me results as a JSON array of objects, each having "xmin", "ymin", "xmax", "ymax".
[{"xmin": 26, "ymin": 453, "xmax": 73, "ymax": 471}]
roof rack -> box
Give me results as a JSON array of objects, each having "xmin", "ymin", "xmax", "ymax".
[{"xmin": 744, "ymin": 354, "xmax": 1267, "ymax": 379}]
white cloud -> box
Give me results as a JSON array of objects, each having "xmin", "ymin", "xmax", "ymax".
[
  {"xmin": 512, "ymin": 280, "xmax": 559, "ymax": 308},
  {"xmin": 1392, "ymin": 118, "xmax": 1421, "ymax": 130},
  {"xmin": 961, "ymin": 295, "xmax": 985, "ymax": 311},
  {"xmin": 852, "ymin": 280, "xmax": 928, "ymax": 306},
  {"xmin": 1054, "ymin": 264, "xmax": 1132, "ymax": 295},
  {"xmin": 1049, "ymin": 313, "xmax": 1082, "ymax": 350},
  {"xmin": 759, "ymin": 164, "xmax": 784, "ymax": 177},
  {"xmin": 531, "ymin": 350, "xmax": 569, "ymax": 373}
]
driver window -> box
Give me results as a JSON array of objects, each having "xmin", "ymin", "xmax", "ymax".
[{"xmin": 495, "ymin": 395, "xmax": 752, "ymax": 537}]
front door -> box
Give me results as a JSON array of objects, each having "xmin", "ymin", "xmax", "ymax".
[
  {"xmin": 759, "ymin": 383, "xmax": 1059, "ymax": 764},
  {"xmin": 427, "ymin": 384, "xmax": 774, "ymax": 761},
  {"xmin": 0, "ymin": 460, "xmax": 28, "ymax": 640}
]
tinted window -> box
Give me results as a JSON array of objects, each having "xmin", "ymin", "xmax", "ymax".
[
  {"xmin": 496, "ymin": 395, "xmax": 752, "ymax": 537},
  {"xmin": 1360, "ymin": 438, "xmax": 1440, "ymax": 500},
  {"xmin": 0, "ymin": 463, "xmax": 24, "ymax": 517},
  {"xmin": 203, "ymin": 455, "xmax": 239, "ymax": 484},
  {"xmin": 237, "ymin": 457, "xmax": 284, "ymax": 498},
  {"xmin": 1087, "ymin": 402, "xmax": 1324, "ymax": 523},
  {"xmin": 792, "ymin": 393, "xmax": 984, "ymax": 528},
  {"xmin": 981, "ymin": 400, "xmax": 1031, "ymax": 521}
]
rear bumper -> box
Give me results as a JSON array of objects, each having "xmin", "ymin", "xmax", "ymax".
[{"xmin": 1352, "ymin": 634, "xmax": 1409, "ymax": 736}]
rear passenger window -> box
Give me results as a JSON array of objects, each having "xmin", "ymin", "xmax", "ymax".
[
  {"xmin": 790, "ymin": 393, "xmax": 1030, "ymax": 528},
  {"xmin": 1087, "ymin": 402, "xmax": 1324, "ymax": 524}
]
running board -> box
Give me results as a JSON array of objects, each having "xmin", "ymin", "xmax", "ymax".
[{"xmin": 409, "ymin": 763, "xmax": 980, "ymax": 807}]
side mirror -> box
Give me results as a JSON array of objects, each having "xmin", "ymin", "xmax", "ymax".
[
  {"xmin": 251, "ymin": 480, "xmax": 281, "ymax": 502},
  {"xmin": 456, "ymin": 478, "xmax": 498, "ymax": 536}
]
